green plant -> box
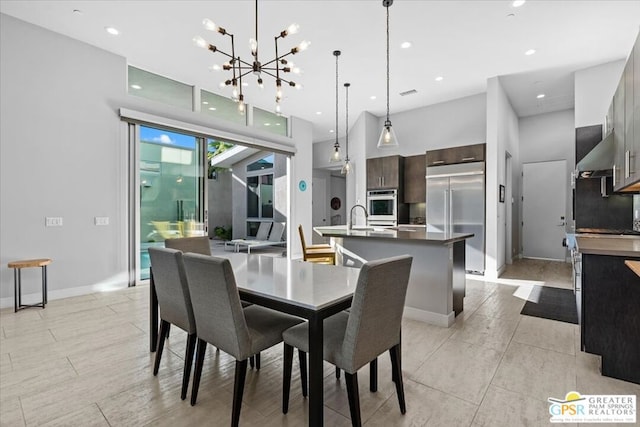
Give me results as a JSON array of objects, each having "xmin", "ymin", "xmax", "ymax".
[{"xmin": 214, "ymin": 225, "xmax": 233, "ymax": 241}]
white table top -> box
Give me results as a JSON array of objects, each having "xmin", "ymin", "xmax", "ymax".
[{"xmin": 219, "ymin": 253, "xmax": 361, "ymax": 311}]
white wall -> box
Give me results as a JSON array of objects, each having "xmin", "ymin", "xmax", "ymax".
[
  {"xmin": 574, "ymin": 60, "xmax": 625, "ymax": 128},
  {"xmin": 519, "ymin": 109, "xmax": 575, "ymax": 240},
  {"xmin": 0, "ymin": 14, "xmax": 313, "ymax": 306},
  {"xmin": 486, "ymin": 77, "xmax": 521, "ymax": 278},
  {"xmin": 1, "ymin": 14, "xmax": 128, "ymax": 303}
]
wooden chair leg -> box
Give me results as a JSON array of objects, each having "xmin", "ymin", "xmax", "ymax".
[
  {"xmin": 336, "ymin": 367, "xmax": 341, "ymax": 379},
  {"xmin": 389, "ymin": 344, "xmax": 406, "ymax": 414},
  {"xmin": 153, "ymin": 320, "xmax": 170, "ymax": 375},
  {"xmin": 232, "ymin": 359, "xmax": 248, "ymax": 427},
  {"xmin": 181, "ymin": 333, "xmax": 197, "ymax": 400},
  {"xmin": 345, "ymin": 372, "xmax": 362, "ymax": 427},
  {"xmin": 298, "ymin": 350, "xmax": 308, "ymax": 397},
  {"xmin": 190, "ymin": 339, "xmax": 208, "ymax": 406},
  {"xmin": 283, "ymin": 344, "xmax": 294, "ymax": 413},
  {"xmin": 370, "ymin": 358, "xmax": 378, "ymax": 392}
]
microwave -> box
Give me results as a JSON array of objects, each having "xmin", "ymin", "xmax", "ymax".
[{"xmin": 367, "ymin": 189, "xmax": 397, "ymax": 225}]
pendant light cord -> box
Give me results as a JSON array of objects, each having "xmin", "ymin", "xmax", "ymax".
[
  {"xmin": 335, "ymin": 52, "xmax": 339, "ymax": 146},
  {"xmin": 386, "ymin": 3, "xmax": 390, "ymax": 123},
  {"xmin": 345, "ymin": 83, "xmax": 349, "ymax": 159}
]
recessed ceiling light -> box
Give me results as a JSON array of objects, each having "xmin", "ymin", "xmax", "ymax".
[
  {"xmin": 242, "ymin": 82, "xmax": 248, "ymax": 87},
  {"xmin": 329, "ymin": 130, "xmax": 334, "ymax": 133},
  {"xmin": 275, "ymin": 123, "xmax": 281, "ymax": 126},
  {"xmin": 202, "ymin": 101, "xmax": 209, "ymax": 105},
  {"xmin": 537, "ymin": 93, "xmax": 545, "ymax": 99},
  {"xmin": 316, "ymin": 111, "xmax": 322, "ymax": 115},
  {"xmin": 208, "ymin": 107, "xmax": 217, "ymax": 111},
  {"xmin": 370, "ymin": 95, "xmax": 377, "ymax": 100},
  {"xmin": 512, "ymin": 0, "xmax": 526, "ymax": 7},
  {"xmin": 400, "ymin": 41, "xmax": 412, "ymax": 49},
  {"xmin": 72, "ymin": 9, "xmax": 83, "ymax": 15},
  {"xmin": 264, "ymin": 123, "xmax": 271, "ymax": 126},
  {"xmin": 130, "ymin": 84, "xmax": 141, "ymax": 90},
  {"xmin": 105, "ymin": 26, "xmax": 119, "ymax": 36},
  {"xmin": 435, "ymin": 76, "xmax": 444, "ymax": 82},
  {"xmin": 525, "ymin": 49, "xmax": 536, "ymax": 56}
]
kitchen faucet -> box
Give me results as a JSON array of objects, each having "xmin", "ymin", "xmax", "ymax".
[{"xmin": 348, "ymin": 204, "xmax": 369, "ymax": 230}]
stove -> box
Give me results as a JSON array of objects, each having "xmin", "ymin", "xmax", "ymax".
[{"xmin": 575, "ymin": 228, "xmax": 640, "ymax": 235}]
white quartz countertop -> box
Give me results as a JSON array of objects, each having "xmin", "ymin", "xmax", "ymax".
[
  {"xmin": 576, "ymin": 235, "xmax": 640, "ymax": 257},
  {"xmin": 314, "ymin": 225, "xmax": 473, "ymax": 244}
]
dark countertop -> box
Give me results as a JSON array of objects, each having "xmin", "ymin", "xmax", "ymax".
[
  {"xmin": 576, "ymin": 235, "xmax": 640, "ymax": 257},
  {"xmin": 314, "ymin": 225, "xmax": 473, "ymax": 244}
]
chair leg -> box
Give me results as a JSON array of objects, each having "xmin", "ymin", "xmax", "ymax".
[
  {"xmin": 153, "ymin": 320, "xmax": 170, "ymax": 376},
  {"xmin": 283, "ymin": 344, "xmax": 294, "ymax": 414},
  {"xmin": 249, "ymin": 355, "xmax": 254, "ymax": 368},
  {"xmin": 389, "ymin": 344, "xmax": 406, "ymax": 414},
  {"xmin": 231, "ymin": 359, "xmax": 248, "ymax": 427},
  {"xmin": 181, "ymin": 333, "xmax": 197, "ymax": 400},
  {"xmin": 190, "ymin": 339, "xmax": 208, "ymax": 406},
  {"xmin": 166, "ymin": 323, "xmax": 171, "ymax": 339},
  {"xmin": 370, "ymin": 358, "xmax": 378, "ymax": 392},
  {"xmin": 345, "ymin": 372, "xmax": 362, "ymax": 427},
  {"xmin": 255, "ymin": 352, "xmax": 261, "ymax": 370},
  {"xmin": 336, "ymin": 367, "xmax": 341, "ymax": 379},
  {"xmin": 298, "ymin": 350, "xmax": 308, "ymax": 397}
]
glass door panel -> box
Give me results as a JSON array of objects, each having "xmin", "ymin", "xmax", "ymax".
[{"xmin": 139, "ymin": 126, "xmax": 203, "ymax": 280}]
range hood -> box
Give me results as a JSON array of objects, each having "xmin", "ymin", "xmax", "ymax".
[{"xmin": 575, "ymin": 131, "xmax": 614, "ymax": 178}]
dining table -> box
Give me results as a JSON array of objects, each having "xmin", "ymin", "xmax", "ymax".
[{"xmin": 149, "ymin": 252, "xmax": 361, "ymax": 426}]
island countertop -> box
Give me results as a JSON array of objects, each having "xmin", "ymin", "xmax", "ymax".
[
  {"xmin": 576, "ymin": 235, "xmax": 640, "ymax": 257},
  {"xmin": 314, "ymin": 225, "xmax": 473, "ymax": 244}
]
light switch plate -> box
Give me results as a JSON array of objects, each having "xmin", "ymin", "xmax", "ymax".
[
  {"xmin": 45, "ymin": 217, "xmax": 63, "ymax": 227},
  {"xmin": 94, "ymin": 216, "xmax": 109, "ymax": 226}
]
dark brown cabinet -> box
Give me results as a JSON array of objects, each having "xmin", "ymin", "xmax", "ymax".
[
  {"xmin": 366, "ymin": 155, "xmax": 404, "ymax": 190},
  {"xmin": 426, "ymin": 143, "xmax": 485, "ymax": 167},
  {"xmin": 403, "ymin": 154, "xmax": 426, "ymax": 203}
]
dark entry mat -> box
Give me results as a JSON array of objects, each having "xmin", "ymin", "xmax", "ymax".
[{"xmin": 520, "ymin": 285, "xmax": 578, "ymax": 324}]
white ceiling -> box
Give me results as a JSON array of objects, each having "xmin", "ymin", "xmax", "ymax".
[{"xmin": 2, "ymin": 1, "xmax": 639, "ymax": 142}]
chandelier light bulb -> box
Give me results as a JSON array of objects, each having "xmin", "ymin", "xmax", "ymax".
[
  {"xmin": 209, "ymin": 64, "xmax": 221, "ymax": 71},
  {"xmin": 238, "ymin": 97, "xmax": 246, "ymax": 115},
  {"xmin": 287, "ymin": 23, "xmax": 300, "ymax": 35},
  {"xmin": 193, "ymin": 36, "xmax": 208, "ymax": 49},
  {"xmin": 298, "ymin": 40, "xmax": 311, "ymax": 51},
  {"xmin": 275, "ymin": 103, "xmax": 282, "ymax": 115},
  {"xmin": 249, "ymin": 38, "xmax": 258, "ymax": 55},
  {"xmin": 257, "ymin": 78, "xmax": 264, "ymax": 88},
  {"xmin": 203, "ymin": 19, "xmax": 217, "ymax": 31},
  {"xmin": 295, "ymin": 83, "xmax": 303, "ymax": 90},
  {"xmin": 292, "ymin": 67, "xmax": 301, "ymax": 74},
  {"xmin": 232, "ymin": 86, "xmax": 239, "ymax": 100},
  {"xmin": 276, "ymin": 86, "xmax": 283, "ymax": 99},
  {"xmin": 219, "ymin": 82, "xmax": 226, "ymax": 88}
]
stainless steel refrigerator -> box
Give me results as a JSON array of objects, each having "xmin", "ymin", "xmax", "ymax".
[{"xmin": 426, "ymin": 162, "xmax": 485, "ymax": 274}]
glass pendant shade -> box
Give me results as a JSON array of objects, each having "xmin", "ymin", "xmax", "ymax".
[
  {"xmin": 330, "ymin": 143, "xmax": 342, "ymax": 163},
  {"xmin": 341, "ymin": 158, "xmax": 351, "ymax": 175},
  {"xmin": 377, "ymin": 120, "xmax": 399, "ymax": 148}
]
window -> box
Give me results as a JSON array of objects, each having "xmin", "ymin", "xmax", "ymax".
[
  {"xmin": 253, "ymin": 107, "xmax": 288, "ymax": 136},
  {"xmin": 200, "ymin": 90, "xmax": 247, "ymax": 126},
  {"xmin": 128, "ymin": 66, "xmax": 193, "ymax": 110}
]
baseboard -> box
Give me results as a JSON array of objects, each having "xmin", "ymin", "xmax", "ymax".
[
  {"xmin": 403, "ymin": 305, "xmax": 455, "ymax": 327},
  {"xmin": 0, "ymin": 278, "xmax": 129, "ymax": 310}
]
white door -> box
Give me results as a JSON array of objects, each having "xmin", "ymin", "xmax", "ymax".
[{"xmin": 522, "ymin": 160, "xmax": 566, "ymax": 260}]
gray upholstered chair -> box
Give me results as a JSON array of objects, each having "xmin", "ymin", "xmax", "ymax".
[
  {"xmin": 165, "ymin": 236, "xmax": 259, "ymax": 368},
  {"xmin": 183, "ymin": 253, "xmax": 304, "ymax": 427},
  {"xmin": 147, "ymin": 247, "xmax": 196, "ymax": 401},
  {"xmin": 282, "ymin": 255, "xmax": 413, "ymax": 427}
]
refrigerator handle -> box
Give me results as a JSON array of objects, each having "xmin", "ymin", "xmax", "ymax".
[
  {"xmin": 443, "ymin": 189, "xmax": 449, "ymax": 233},
  {"xmin": 449, "ymin": 189, "xmax": 454, "ymax": 234}
]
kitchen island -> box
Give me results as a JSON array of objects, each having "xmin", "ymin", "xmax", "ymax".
[
  {"xmin": 314, "ymin": 225, "xmax": 473, "ymax": 327},
  {"xmin": 576, "ymin": 234, "xmax": 640, "ymax": 384}
]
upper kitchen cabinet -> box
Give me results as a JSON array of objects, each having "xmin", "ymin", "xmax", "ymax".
[
  {"xmin": 367, "ymin": 155, "xmax": 404, "ymax": 191},
  {"xmin": 613, "ymin": 69, "xmax": 626, "ymax": 190},
  {"xmin": 426, "ymin": 143, "xmax": 485, "ymax": 167},
  {"xmin": 404, "ymin": 154, "xmax": 426, "ymax": 203}
]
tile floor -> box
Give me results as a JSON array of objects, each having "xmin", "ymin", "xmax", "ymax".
[{"xmin": 1, "ymin": 258, "xmax": 638, "ymax": 426}]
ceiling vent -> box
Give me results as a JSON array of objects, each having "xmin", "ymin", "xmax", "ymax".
[{"xmin": 399, "ymin": 89, "xmax": 417, "ymax": 96}]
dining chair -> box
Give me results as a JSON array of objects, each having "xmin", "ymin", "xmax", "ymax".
[
  {"xmin": 298, "ymin": 224, "xmax": 336, "ymax": 264},
  {"xmin": 281, "ymin": 255, "xmax": 413, "ymax": 426},
  {"xmin": 147, "ymin": 247, "xmax": 197, "ymax": 401},
  {"xmin": 164, "ymin": 236, "xmax": 260, "ymax": 368},
  {"xmin": 183, "ymin": 253, "xmax": 305, "ymax": 427}
]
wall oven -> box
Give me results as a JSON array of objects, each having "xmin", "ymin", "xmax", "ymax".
[{"xmin": 367, "ymin": 189, "xmax": 397, "ymax": 226}]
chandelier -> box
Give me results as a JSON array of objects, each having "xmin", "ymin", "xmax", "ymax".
[{"xmin": 193, "ymin": 0, "xmax": 310, "ymax": 115}]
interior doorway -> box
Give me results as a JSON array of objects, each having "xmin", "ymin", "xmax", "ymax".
[
  {"xmin": 312, "ymin": 169, "xmax": 346, "ymax": 243},
  {"xmin": 522, "ymin": 160, "xmax": 567, "ymax": 260}
]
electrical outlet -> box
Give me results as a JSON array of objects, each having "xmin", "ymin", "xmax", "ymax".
[
  {"xmin": 45, "ymin": 217, "xmax": 63, "ymax": 227},
  {"xmin": 94, "ymin": 216, "xmax": 109, "ymax": 226}
]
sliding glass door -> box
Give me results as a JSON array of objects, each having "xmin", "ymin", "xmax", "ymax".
[{"xmin": 138, "ymin": 125, "xmax": 205, "ymax": 280}]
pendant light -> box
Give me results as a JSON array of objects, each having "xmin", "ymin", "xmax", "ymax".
[
  {"xmin": 377, "ymin": 0, "xmax": 399, "ymax": 148},
  {"xmin": 330, "ymin": 50, "xmax": 343, "ymax": 163},
  {"xmin": 341, "ymin": 82, "xmax": 352, "ymax": 175}
]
